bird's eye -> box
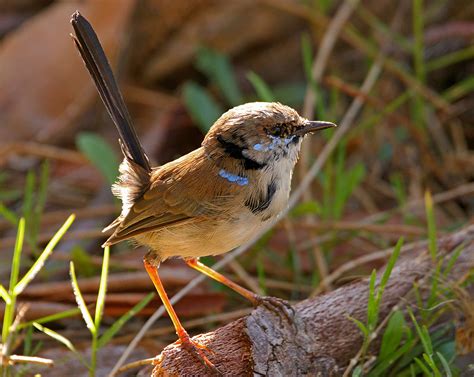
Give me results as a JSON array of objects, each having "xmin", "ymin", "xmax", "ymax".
[{"xmin": 270, "ymin": 126, "xmax": 282, "ymax": 137}]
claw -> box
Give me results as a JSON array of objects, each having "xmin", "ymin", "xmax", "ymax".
[
  {"xmin": 254, "ymin": 295, "xmax": 294, "ymax": 323},
  {"xmin": 178, "ymin": 335, "xmax": 222, "ymax": 375}
]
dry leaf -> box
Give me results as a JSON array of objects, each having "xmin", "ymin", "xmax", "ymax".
[{"xmin": 0, "ymin": 0, "xmax": 135, "ymax": 143}]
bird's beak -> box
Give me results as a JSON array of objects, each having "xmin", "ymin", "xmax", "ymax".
[{"xmin": 294, "ymin": 120, "xmax": 337, "ymax": 136}]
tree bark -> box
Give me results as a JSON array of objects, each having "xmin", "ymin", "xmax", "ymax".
[{"xmin": 150, "ymin": 225, "xmax": 474, "ymax": 376}]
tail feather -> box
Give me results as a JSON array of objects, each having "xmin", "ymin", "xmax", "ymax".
[
  {"xmin": 111, "ymin": 149, "xmax": 150, "ymax": 217},
  {"xmin": 71, "ymin": 11, "xmax": 152, "ymax": 236},
  {"xmin": 70, "ymin": 11, "xmax": 150, "ymax": 173}
]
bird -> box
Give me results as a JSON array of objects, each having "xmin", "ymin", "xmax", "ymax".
[{"xmin": 70, "ymin": 11, "xmax": 336, "ymax": 373}]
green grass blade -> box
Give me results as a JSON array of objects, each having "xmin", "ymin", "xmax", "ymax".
[
  {"xmin": 272, "ymin": 83, "xmax": 306, "ymax": 107},
  {"xmin": 18, "ymin": 308, "xmax": 81, "ymax": 330},
  {"xmin": 98, "ymin": 292, "xmax": 154, "ymax": 348},
  {"xmin": 0, "ymin": 284, "xmax": 11, "ymax": 305},
  {"xmin": 436, "ymin": 352, "xmax": 452, "ymax": 377},
  {"xmin": 37, "ymin": 161, "xmax": 50, "ymax": 211},
  {"xmin": 33, "ymin": 322, "xmax": 77, "ymax": 353},
  {"xmin": 246, "ymin": 71, "xmax": 275, "ymax": 102},
  {"xmin": 348, "ymin": 316, "xmax": 369, "ymax": 338},
  {"xmin": 442, "ymin": 75, "xmax": 474, "ymax": 102},
  {"xmin": 2, "ymin": 217, "xmax": 25, "ymax": 344},
  {"xmin": 33, "ymin": 322, "xmax": 89, "ymax": 368},
  {"xmin": 0, "ymin": 202, "xmax": 18, "ymax": 225},
  {"xmin": 414, "ymin": 357, "xmax": 431, "ymax": 375},
  {"xmin": 367, "ymin": 269, "xmax": 377, "ymax": 328},
  {"xmin": 426, "ymin": 45, "xmax": 474, "ymax": 72},
  {"xmin": 379, "ymin": 238, "xmax": 403, "ymax": 290},
  {"xmin": 14, "ymin": 214, "xmax": 75, "ymax": 296},
  {"xmin": 196, "ymin": 47, "xmax": 242, "ymax": 106},
  {"xmin": 408, "ymin": 308, "xmax": 432, "ymax": 357},
  {"xmin": 413, "ymin": 0, "xmax": 426, "ymax": 84},
  {"xmin": 30, "ymin": 161, "xmax": 50, "ymax": 245},
  {"xmin": 424, "ymin": 191, "xmax": 437, "ymax": 260},
  {"xmin": 9, "ymin": 217, "xmax": 25, "ymax": 291},
  {"xmin": 422, "ymin": 353, "xmax": 437, "ymax": 372},
  {"xmin": 70, "ymin": 261, "xmax": 95, "ymax": 334},
  {"xmin": 22, "ymin": 171, "xmax": 35, "ymax": 223},
  {"xmin": 183, "ymin": 82, "xmax": 223, "ymax": 133},
  {"xmin": 379, "ymin": 310, "xmax": 406, "ymax": 360},
  {"xmin": 76, "ymin": 133, "xmax": 119, "ymax": 185},
  {"xmin": 23, "ymin": 324, "xmax": 33, "ymax": 356},
  {"xmin": 352, "ymin": 365, "xmax": 363, "ymax": 377},
  {"xmin": 442, "ymin": 243, "xmax": 464, "ymax": 277},
  {"xmin": 411, "ymin": 0, "xmax": 426, "ymax": 128},
  {"xmin": 94, "ymin": 246, "xmax": 110, "ymax": 328},
  {"xmin": 370, "ymin": 339, "xmax": 415, "ymax": 376}
]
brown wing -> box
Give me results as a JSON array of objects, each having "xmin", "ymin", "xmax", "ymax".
[{"xmin": 104, "ymin": 148, "xmax": 245, "ymax": 245}]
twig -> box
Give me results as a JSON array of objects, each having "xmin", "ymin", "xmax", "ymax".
[
  {"xmin": 297, "ymin": 181, "xmax": 474, "ymax": 255},
  {"xmin": 313, "ymin": 242, "xmax": 418, "ymax": 296},
  {"xmin": 228, "ymin": 260, "xmax": 263, "ymax": 296},
  {"xmin": 301, "ymin": 0, "xmax": 361, "ymax": 121},
  {"xmin": 0, "ymin": 142, "xmax": 87, "ymax": 166},
  {"xmin": 263, "ymin": 0, "xmax": 451, "ymax": 113},
  {"xmin": 297, "ymin": 221, "xmax": 426, "ymax": 236},
  {"xmin": 115, "ymin": 357, "xmax": 156, "ymax": 375},
  {"xmin": 342, "ymin": 306, "xmax": 399, "ymax": 376},
  {"xmin": 365, "ymin": 181, "xmax": 474, "ymax": 224},
  {"xmin": 2, "ymin": 304, "xmax": 30, "ymax": 362},
  {"xmin": 0, "ymin": 205, "xmax": 116, "ymax": 232},
  {"xmin": 298, "ymin": 0, "xmax": 361, "ymax": 292},
  {"xmin": 113, "ymin": 308, "xmax": 252, "ymax": 344},
  {"xmin": 5, "ymin": 354, "xmax": 54, "ymax": 367}
]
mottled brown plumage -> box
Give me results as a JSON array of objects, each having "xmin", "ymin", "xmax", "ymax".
[
  {"xmin": 71, "ymin": 11, "xmax": 335, "ymax": 373},
  {"xmin": 103, "ymin": 102, "xmax": 332, "ymax": 262}
]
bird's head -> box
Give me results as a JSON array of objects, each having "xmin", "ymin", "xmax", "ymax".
[{"xmin": 203, "ymin": 102, "xmax": 336, "ymax": 172}]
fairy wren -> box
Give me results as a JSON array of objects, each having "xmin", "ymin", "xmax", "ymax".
[{"xmin": 71, "ymin": 11, "xmax": 335, "ymax": 372}]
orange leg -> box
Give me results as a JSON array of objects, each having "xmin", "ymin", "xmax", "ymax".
[
  {"xmin": 143, "ymin": 259, "xmax": 218, "ymax": 372},
  {"xmin": 185, "ymin": 258, "xmax": 259, "ymax": 306}
]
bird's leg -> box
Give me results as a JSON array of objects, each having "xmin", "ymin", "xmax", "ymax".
[
  {"xmin": 143, "ymin": 258, "xmax": 220, "ymax": 374},
  {"xmin": 185, "ymin": 258, "xmax": 294, "ymax": 321},
  {"xmin": 185, "ymin": 258, "xmax": 259, "ymax": 304}
]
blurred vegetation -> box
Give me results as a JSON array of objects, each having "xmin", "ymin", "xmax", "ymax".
[{"xmin": 0, "ymin": 0, "xmax": 473, "ymax": 376}]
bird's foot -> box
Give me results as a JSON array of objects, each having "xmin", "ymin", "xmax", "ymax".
[
  {"xmin": 178, "ymin": 333, "xmax": 222, "ymax": 375},
  {"xmin": 252, "ymin": 295, "xmax": 295, "ymax": 323}
]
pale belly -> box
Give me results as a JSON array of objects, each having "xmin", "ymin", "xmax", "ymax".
[
  {"xmin": 134, "ymin": 166, "xmax": 292, "ymax": 262},
  {"xmin": 134, "ymin": 211, "xmax": 271, "ymax": 261}
]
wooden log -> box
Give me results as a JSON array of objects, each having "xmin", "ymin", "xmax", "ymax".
[{"xmin": 150, "ymin": 225, "xmax": 474, "ymax": 376}]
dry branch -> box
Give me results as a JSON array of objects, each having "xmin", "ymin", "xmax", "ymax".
[{"xmin": 148, "ymin": 225, "xmax": 474, "ymax": 376}]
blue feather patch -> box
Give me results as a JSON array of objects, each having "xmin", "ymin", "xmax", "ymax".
[
  {"xmin": 218, "ymin": 169, "xmax": 249, "ymax": 186},
  {"xmin": 253, "ymin": 135, "xmax": 296, "ymax": 151}
]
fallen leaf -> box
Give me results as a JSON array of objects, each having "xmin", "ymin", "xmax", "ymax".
[{"xmin": 0, "ymin": 0, "xmax": 135, "ymax": 143}]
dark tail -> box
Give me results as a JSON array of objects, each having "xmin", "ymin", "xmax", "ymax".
[{"xmin": 70, "ymin": 11, "xmax": 150, "ymax": 173}]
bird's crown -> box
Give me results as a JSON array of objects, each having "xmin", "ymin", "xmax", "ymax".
[{"xmin": 203, "ymin": 102, "xmax": 335, "ymax": 171}]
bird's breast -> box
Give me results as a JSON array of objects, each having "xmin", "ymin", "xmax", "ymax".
[
  {"xmin": 136, "ymin": 209, "xmax": 268, "ymax": 260},
  {"xmin": 135, "ymin": 157, "xmax": 295, "ymax": 261},
  {"xmin": 244, "ymin": 157, "xmax": 294, "ymax": 221}
]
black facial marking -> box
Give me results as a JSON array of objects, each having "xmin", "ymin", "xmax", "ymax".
[
  {"xmin": 245, "ymin": 180, "xmax": 277, "ymax": 213},
  {"xmin": 216, "ymin": 134, "xmax": 266, "ymax": 170}
]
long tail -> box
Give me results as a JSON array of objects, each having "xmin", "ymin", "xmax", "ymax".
[
  {"xmin": 71, "ymin": 11, "xmax": 151, "ymax": 235},
  {"xmin": 70, "ymin": 11, "xmax": 150, "ymax": 173}
]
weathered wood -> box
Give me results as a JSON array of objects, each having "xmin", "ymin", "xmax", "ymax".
[{"xmin": 151, "ymin": 225, "xmax": 474, "ymax": 376}]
